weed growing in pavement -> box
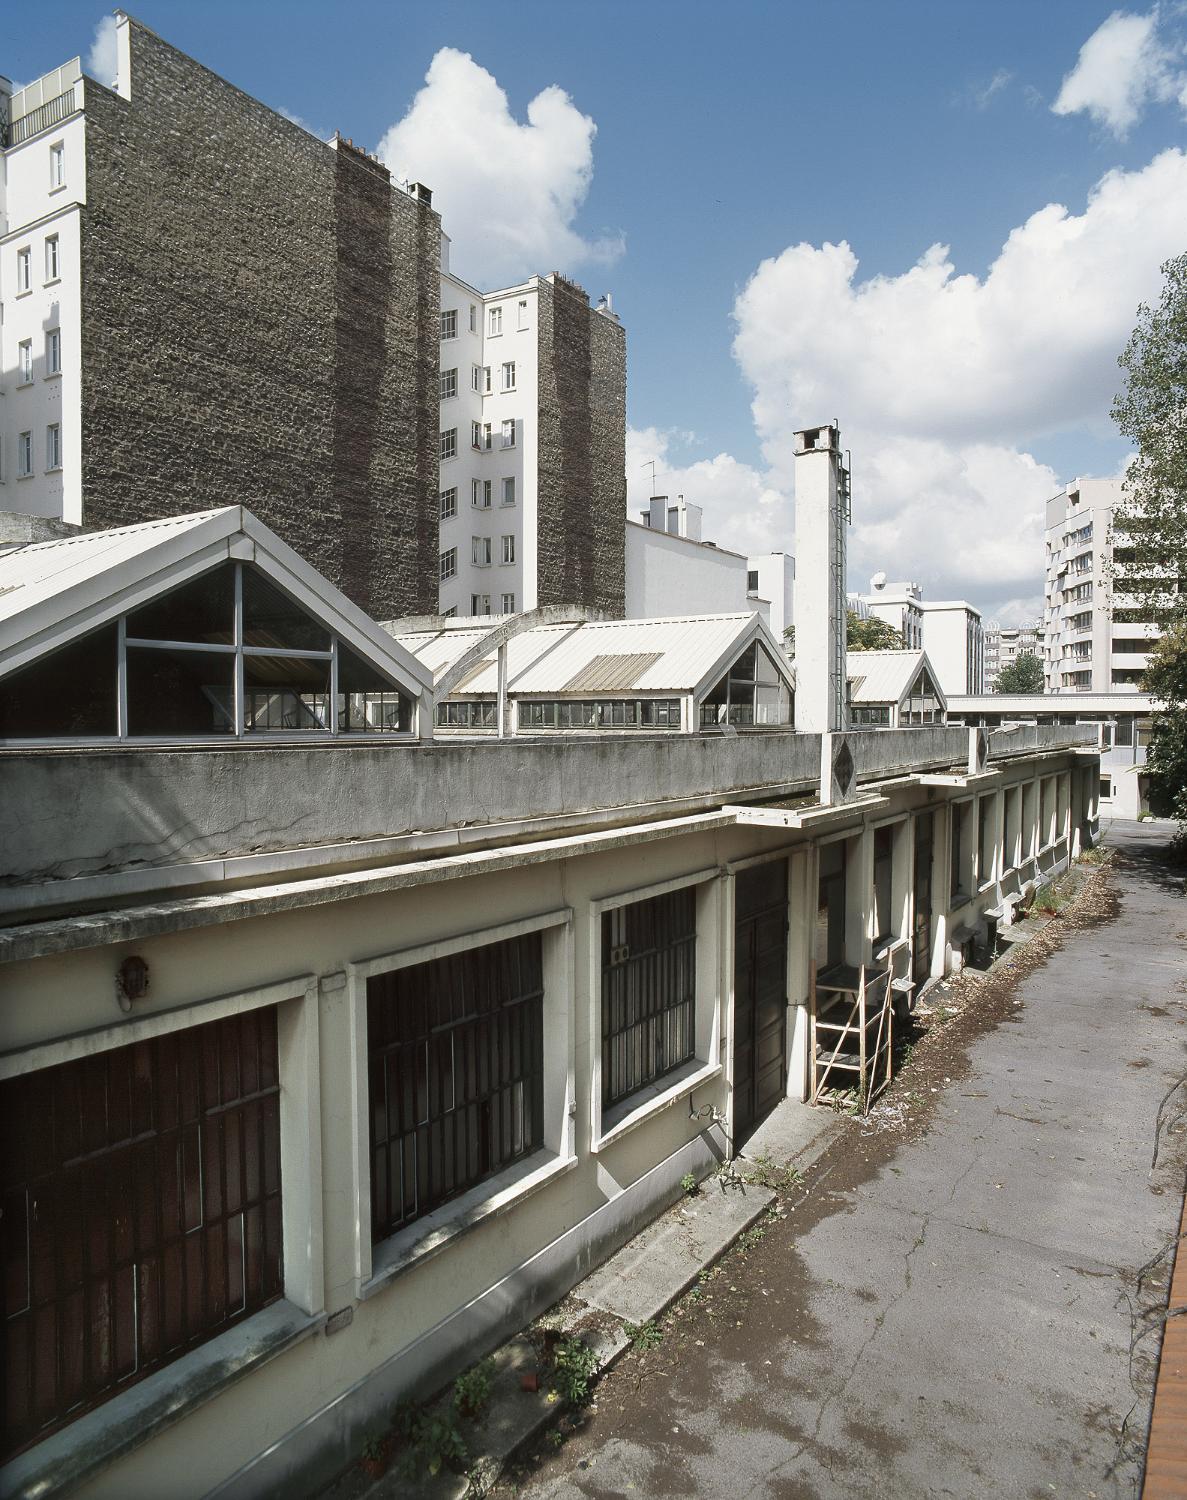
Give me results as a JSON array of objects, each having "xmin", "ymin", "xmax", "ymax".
[
  {"xmin": 736, "ymin": 1225, "xmax": 766, "ymax": 1251},
  {"xmin": 680, "ymin": 1171, "xmax": 699, "ymax": 1197},
  {"xmin": 625, "ymin": 1319, "xmax": 663, "ymax": 1350},
  {"xmin": 394, "ymin": 1407, "xmax": 468, "ymax": 1479},
  {"xmin": 453, "ymin": 1356, "xmax": 496, "ymax": 1420},
  {"xmin": 551, "ymin": 1336, "xmax": 598, "ymax": 1406}
]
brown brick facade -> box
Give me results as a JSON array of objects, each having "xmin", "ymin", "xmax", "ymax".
[
  {"xmin": 535, "ymin": 276, "xmax": 626, "ymax": 615},
  {"xmin": 78, "ymin": 21, "xmax": 439, "ymax": 617}
]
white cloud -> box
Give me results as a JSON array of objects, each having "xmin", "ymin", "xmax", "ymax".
[
  {"xmin": 378, "ymin": 49, "xmax": 623, "ymax": 288},
  {"xmin": 86, "ymin": 15, "xmax": 118, "ymax": 88},
  {"xmin": 721, "ymin": 150, "xmax": 1187, "ymax": 615},
  {"xmin": 1051, "ymin": 8, "xmax": 1182, "ymax": 136}
]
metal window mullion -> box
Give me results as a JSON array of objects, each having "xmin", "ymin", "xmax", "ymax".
[
  {"xmin": 240, "ymin": 646, "xmax": 333, "ymax": 659},
  {"xmin": 233, "ymin": 564, "xmax": 245, "ymax": 737},
  {"xmin": 116, "ymin": 616, "xmax": 128, "ymax": 739},
  {"xmin": 330, "ymin": 638, "xmax": 340, "ymax": 737}
]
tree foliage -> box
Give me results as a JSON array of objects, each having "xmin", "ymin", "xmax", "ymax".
[
  {"xmin": 1140, "ymin": 622, "xmax": 1187, "ymax": 820},
  {"xmin": 994, "ymin": 652, "xmax": 1044, "ymax": 694},
  {"xmin": 846, "ymin": 611, "xmax": 902, "ymax": 651},
  {"xmin": 1111, "ymin": 252, "xmax": 1187, "ymax": 622}
]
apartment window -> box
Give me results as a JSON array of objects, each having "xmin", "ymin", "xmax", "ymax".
[
  {"xmin": 49, "ymin": 141, "xmax": 65, "ymax": 188},
  {"xmin": 501, "ymin": 592, "xmax": 516, "ymax": 613},
  {"xmin": 439, "ymin": 486, "xmax": 458, "ymax": 520},
  {"xmin": 440, "ymin": 309, "xmax": 457, "ymax": 340},
  {"xmin": 500, "ymin": 418, "xmax": 516, "ymax": 449},
  {"xmin": 472, "ymin": 536, "xmax": 492, "ymax": 567},
  {"xmin": 488, "ymin": 305, "xmax": 502, "ymax": 336},
  {"xmin": 472, "ymin": 421, "xmax": 492, "ymax": 452},
  {"xmin": 440, "ymin": 428, "xmax": 457, "ymax": 461},
  {"xmin": 472, "ymin": 478, "xmax": 492, "ymax": 509},
  {"xmin": 501, "ymin": 534, "xmax": 515, "ymax": 564},
  {"xmin": 16, "ymin": 247, "xmax": 31, "ymax": 293},
  {"xmin": 517, "ymin": 299, "xmax": 529, "ymax": 331},
  {"xmin": 501, "ymin": 361, "xmax": 516, "ymax": 392},
  {"xmin": 367, "ymin": 932, "xmax": 544, "ymax": 1241},
  {"xmin": 472, "ymin": 364, "xmax": 490, "ymax": 394},
  {"xmin": 0, "ymin": 1010, "xmax": 284, "ymax": 1460},
  {"xmin": 46, "ymin": 327, "xmax": 61, "ymax": 376},
  {"xmin": 501, "ymin": 477, "xmax": 515, "ymax": 506},
  {"xmin": 45, "ymin": 235, "xmax": 60, "ymax": 283},
  {"xmin": 46, "ymin": 423, "xmax": 62, "ymax": 471},
  {"xmin": 747, "ymin": 570, "xmax": 759, "ymax": 592},
  {"xmin": 17, "ymin": 432, "xmax": 33, "ymax": 478},
  {"xmin": 440, "ymin": 367, "xmax": 458, "ymax": 400},
  {"xmin": 18, "ymin": 339, "xmax": 33, "ymax": 385},
  {"xmin": 440, "ymin": 547, "xmax": 457, "ymax": 581},
  {"xmin": 471, "ymin": 594, "xmax": 492, "ymax": 615},
  {"xmin": 1100, "ymin": 776, "xmax": 1113, "ymax": 802},
  {"xmin": 469, "ymin": 303, "xmax": 477, "ymax": 332},
  {"xmin": 602, "ymin": 887, "xmax": 696, "ymax": 1108}
]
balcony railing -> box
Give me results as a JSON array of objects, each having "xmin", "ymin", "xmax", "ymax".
[{"xmin": 7, "ymin": 86, "xmax": 78, "ymax": 148}]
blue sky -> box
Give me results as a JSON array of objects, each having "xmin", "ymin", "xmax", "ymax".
[{"xmin": 8, "ymin": 2, "xmax": 1187, "ymax": 619}]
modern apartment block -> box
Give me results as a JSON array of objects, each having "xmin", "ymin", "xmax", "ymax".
[
  {"xmin": 861, "ymin": 575, "xmax": 984, "ymax": 695},
  {"xmin": 437, "ymin": 256, "xmax": 626, "ymax": 618},
  {"xmin": 984, "ymin": 621, "xmax": 1044, "ymax": 687},
  {"xmin": 1043, "ymin": 477, "xmax": 1161, "ymax": 693},
  {"xmin": 0, "ymin": 16, "xmax": 441, "ymax": 619}
]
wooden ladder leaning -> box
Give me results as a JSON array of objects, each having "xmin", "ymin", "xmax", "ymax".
[{"xmin": 810, "ymin": 958, "xmax": 894, "ymax": 1114}]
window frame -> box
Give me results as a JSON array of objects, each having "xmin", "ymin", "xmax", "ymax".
[
  {"xmin": 501, "ymin": 477, "xmax": 516, "ymax": 507},
  {"xmin": 500, "ymin": 418, "xmax": 516, "ymax": 449},
  {"xmin": 488, "ymin": 305, "xmax": 503, "ymax": 336},
  {"xmin": 17, "ymin": 431, "xmax": 33, "ymax": 479},
  {"xmin": 18, "ymin": 339, "xmax": 33, "ymax": 386},
  {"xmin": 440, "ymin": 427, "xmax": 457, "ymax": 462},
  {"xmin": 45, "ymin": 422, "xmax": 62, "ymax": 473},
  {"xmin": 346, "ymin": 910, "xmax": 575, "ymax": 1297},
  {"xmin": 440, "ymin": 308, "xmax": 457, "ymax": 341},
  {"xmin": 439, "ymin": 486, "xmax": 458, "ymax": 521},
  {"xmin": 44, "ymin": 234, "xmax": 60, "ymax": 284},
  {"xmin": 439, "ymin": 366, "xmax": 458, "ymax": 401},
  {"xmin": 49, "ymin": 140, "xmax": 66, "ymax": 190},
  {"xmin": 439, "ymin": 547, "xmax": 457, "ymax": 581},
  {"xmin": 0, "ymin": 974, "xmax": 324, "ymax": 1489},
  {"xmin": 16, "ymin": 246, "xmax": 32, "ymax": 294},
  {"xmin": 472, "ymin": 536, "xmax": 492, "ymax": 568},
  {"xmin": 589, "ymin": 869, "xmax": 723, "ymax": 1152},
  {"xmin": 501, "ymin": 534, "xmax": 515, "ymax": 565},
  {"xmin": 501, "ymin": 592, "xmax": 516, "ymax": 614},
  {"xmin": 46, "ymin": 327, "xmax": 62, "ymax": 377}
]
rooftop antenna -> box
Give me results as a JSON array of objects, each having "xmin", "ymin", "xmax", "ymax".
[{"xmin": 642, "ymin": 459, "xmax": 658, "ymax": 497}]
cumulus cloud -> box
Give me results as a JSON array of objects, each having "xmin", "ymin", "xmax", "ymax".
[
  {"xmin": 718, "ymin": 150, "xmax": 1187, "ymax": 615},
  {"xmin": 1052, "ymin": 8, "xmax": 1183, "ymax": 136},
  {"xmin": 378, "ymin": 49, "xmax": 623, "ymax": 288},
  {"xmin": 86, "ymin": 15, "xmax": 119, "ymax": 88}
]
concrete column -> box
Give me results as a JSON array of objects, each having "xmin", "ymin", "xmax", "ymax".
[{"xmin": 793, "ymin": 422, "xmax": 848, "ymax": 734}]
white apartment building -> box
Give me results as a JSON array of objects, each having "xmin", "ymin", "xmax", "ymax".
[
  {"xmin": 861, "ymin": 575, "xmax": 983, "ymax": 694},
  {"xmin": 984, "ymin": 621, "xmax": 1044, "ymax": 688},
  {"xmin": 0, "ymin": 65, "xmax": 85, "ymax": 522},
  {"xmin": 1043, "ymin": 477, "xmax": 1160, "ymax": 693},
  {"xmin": 748, "ymin": 550, "xmax": 795, "ymax": 641},
  {"xmin": 437, "ymin": 253, "xmax": 625, "ymax": 619}
]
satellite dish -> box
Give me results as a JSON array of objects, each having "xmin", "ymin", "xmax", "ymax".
[{"xmin": 871, "ymin": 571, "xmax": 887, "ymax": 591}]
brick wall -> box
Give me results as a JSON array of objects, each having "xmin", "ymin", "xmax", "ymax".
[
  {"xmin": 78, "ymin": 21, "xmax": 439, "ymax": 617},
  {"xmin": 535, "ymin": 276, "xmax": 626, "ymax": 615}
]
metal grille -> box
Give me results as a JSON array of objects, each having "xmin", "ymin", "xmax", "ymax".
[
  {"xmin": 1, "ymin": 1008, "xmax": 283, "ymax": 1460},
  {"xmin": 602, "ymin": 888, "xmax": 696, "ymax": 1107},
  {"xmin": 367, "ymin": 933, "xmax": 544, "ymax": 1241}
]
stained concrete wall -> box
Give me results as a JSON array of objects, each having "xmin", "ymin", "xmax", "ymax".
[{"xmin": 77, "ymin": 20, "xmax": 439, "ymax": 618}]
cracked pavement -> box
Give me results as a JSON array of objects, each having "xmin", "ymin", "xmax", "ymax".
[{"xmin": 500, "ymin": 823, "xmax": 1187, "ymax": 1500}]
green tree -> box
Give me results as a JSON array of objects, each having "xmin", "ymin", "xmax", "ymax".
[
  {"xmin": 846, "ymin": 611, "xmax": 902, "ymax": 651},
  {"xmin": 994, "ymin": 652, "xmax": 1044, "ymax": 693},
  {"xmin": 1111, "ymin": 252, "xmax": 1187, "ymax": 624},
  {"xmin": 1140, "ymin": 622, "xmax": 1187, "ymax": 820}
]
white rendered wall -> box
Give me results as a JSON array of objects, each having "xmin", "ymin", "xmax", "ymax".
[
  {"xmin": 920, "ymin": 604, "xmax": 983, "ymax": 696},
  {"xmin": 748, "ymin": 551, "xmax": 794, "ymax": 639},
  {"xmin": 624, "ymin": 521, "xmax": 750, "ymax": 619},
  {"xmin": 1, "ymin": 110, "xmax": 86, "ymax": 523},
  {"xmin": 438, "ymin": 273, "xmax": 536, "ymax": 617}
]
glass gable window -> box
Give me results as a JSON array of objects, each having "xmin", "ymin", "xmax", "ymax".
[
  {"xmin": 700, "ymin": 641, "xmax": 792, "ymax": 727},
  {"xmin": 1, "ymin": 563, "xmax": 414, "ymax": 742}
]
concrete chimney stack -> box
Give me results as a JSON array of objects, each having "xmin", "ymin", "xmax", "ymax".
[{"xmin": 793, "ymin": 422, "xmax": 850, "ymax": 734}]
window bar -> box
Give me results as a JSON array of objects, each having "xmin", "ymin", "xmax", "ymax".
[
  {"xmin": 329, "ymin": 638, "xmax": 339, "ymax": 737},
  {"xmin": 233, "ymin": 564, "xmax": 245, "ymax": 736},
  {"xmin": 116, "ymin": 615, "xmax": 128, "ymax": 739}
]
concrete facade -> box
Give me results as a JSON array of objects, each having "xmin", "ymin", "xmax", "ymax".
[
  {"xmin": 1043, "ymin": 477, "xmax": 1161, "ymax": 694},
  {"xmin": 1, "ymin": 18, "xmax": 441, "ymax": 619},
  {"xmin": 984, "ymin": 620, "xmax": 1044, "ymax": 688}
]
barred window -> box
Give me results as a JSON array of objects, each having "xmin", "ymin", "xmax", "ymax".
[
  {"xmin": 368, "ymin": 933, "xmax": 544, "ymax": 1240},
  {"xmin": 1, "ymin": 1009, "xmax": 283, "ymax": 1460},
  {"xmin": 602, "ymin": 887, "xmax": 696, "ymax": 1107}
]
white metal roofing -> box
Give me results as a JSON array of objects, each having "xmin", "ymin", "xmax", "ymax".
[
  {"xmin": 396, "ymin": 612, "xmax": 792, "ymax": 699},
  {"xmin": 948, "ymin": 691, "xmax": 1156, "ymax": 715},
  {"xmin": 848, "ymin": 650, "xmax": 942, "ymax": 706},
  {"xmin": 0, "ymin": 507, "xmax": 433, "ymax": 694}
]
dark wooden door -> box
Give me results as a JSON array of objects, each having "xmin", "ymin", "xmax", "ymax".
[
  {"xmin": 734, "ymin": 860, "xmax": 789, "ymax": 1140},
  {"xmin": 913, "ymin": 813, "xmax": 934, "ymax": 981}
]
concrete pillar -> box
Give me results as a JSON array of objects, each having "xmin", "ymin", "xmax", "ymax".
[{"xmin": 793, "ymin": 423, "xmax": 849, "ymax": 734}]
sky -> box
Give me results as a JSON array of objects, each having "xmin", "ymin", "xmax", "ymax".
[{"xmin": 7, "ymin": 1, "xmax": 1187, "ymax": 624}]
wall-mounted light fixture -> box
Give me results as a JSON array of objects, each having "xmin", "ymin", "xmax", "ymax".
[{"xmin": 116, "ymin": 955, "xmax": 149, "ymax": 1012}]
